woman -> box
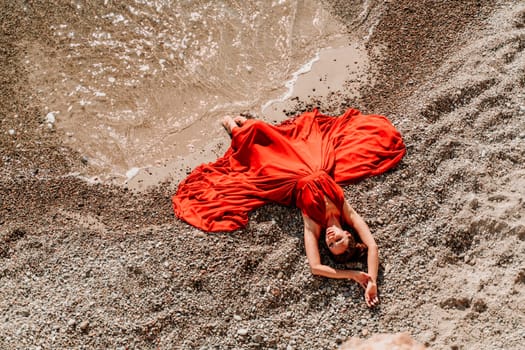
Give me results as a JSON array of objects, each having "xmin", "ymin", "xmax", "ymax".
[{"xmin": 173, "ymin": 109, "xmax": 405, "ymax": 307}]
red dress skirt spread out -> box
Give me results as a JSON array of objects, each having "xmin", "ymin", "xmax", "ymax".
[{"xmin": 172, "ymin": 109, "xmax": 406, "ymax": 232}]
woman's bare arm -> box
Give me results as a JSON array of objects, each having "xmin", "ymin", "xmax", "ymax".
[
  {"xmin": 343, "ymin": 201, "xmax": 380, "ymax": 307},
  {"xmin": 302, "ymin": 213, "xmax": 369, "ymax": 287}
]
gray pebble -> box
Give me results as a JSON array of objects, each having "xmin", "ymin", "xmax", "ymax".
[{"xmin": 237, "ymin": 328, "xmax": 249, "ymax": 336}]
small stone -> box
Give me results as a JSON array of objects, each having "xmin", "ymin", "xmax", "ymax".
[
  {"xmin": 81, "ymin": 156, "xmax": 89, "ymax": 165},
  {"xmin": 67, "ymin": 319, "xmax": 76, "ymax": 327},
  {"xmin": 270, "ymin": 287, "xmax": 281, "ymax": 297},
  {"xmin": 126, "ymin": 167, "xmax": 140, "ymax": 179},
  {"xmin": 237, "ymin": 328, "xmax": 249, "ymax": 336},
  {"xmin": 233, "ymin": 314, "xmax": 242, "ymax": 321},
  {"xmin": 361, "ymin": 328, "xmax": 369, "ymax": 336},
  {"xmin": 515, "ymin": 270, "xmax": 525, "ymax": 284},
  {"xmin": 19, "ymin": 310, "xmax": 30, "ymax": 317},
  {"xmin": 469, "ymin": 197, "xmax": 479, "ymax": 210},
  {"xmin": 8, "ymin": 129, "xmax": 15, "ymax": 135},
  {"xmin": 46, "ymin": 112, "xmax": 56, "ymax": 124},
  {"xmin": 79, "ymin": 320, "xmax": 89, "ymax": 332}
]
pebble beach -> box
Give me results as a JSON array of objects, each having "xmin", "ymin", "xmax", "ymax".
[{"xmin": 1, "ymin": 1, "xmax": 524, "ymax": 349}]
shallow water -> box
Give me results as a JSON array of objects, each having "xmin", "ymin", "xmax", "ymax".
[{"xmin": 26, "ymin": 0, "xmax": 369, "ymax": 187}]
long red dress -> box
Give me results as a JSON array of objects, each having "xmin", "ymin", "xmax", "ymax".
[{"xmin": 172, "ymin": 108, "xmax": 406, "ymax": 232}]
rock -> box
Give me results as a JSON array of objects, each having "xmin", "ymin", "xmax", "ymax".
[
  {"xmin": 270, "ymin": 287, "xmax": 281, "ymax": 297},
  {"xmin": 79, "ymin": 320, "xmax": 89, "ymax": 333},
  {"xmin": 252, "ymin": 334, "xmax": 264, "ymax": 343},
  {"xmin": 515, "ymin": 270, "xmax": 525, "ymax": 284},
  {"xmin": 237, "ymin": 328, "xmax": 249, "ymax": 336},
  {"xmin": 384, "ymin": 263, "xmax": 392, "ymax": 275},
  {"xmin": 45, "ymin": 112, "xmax": 55, "ymax": 124},
  {"xmin": 469, "ymin": 197, "xmax": 479, "ymax": 210},
  {"xmin": 340, "ymin": 332, "xmax": 427, "ymax": 350},
  {"xmin": 126, "ymin": 167, "xmax": 140, "ymax": 180},
  {"xmin": 19, "ymin": 309, "xmax": 30, "ymax": 317}
]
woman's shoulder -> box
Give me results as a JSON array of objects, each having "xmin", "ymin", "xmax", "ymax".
[{"xmin": 302, "ymin": 212, "xmax": 322, "ymax": 238}]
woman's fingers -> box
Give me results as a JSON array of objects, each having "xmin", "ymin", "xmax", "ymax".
[
  {"xmin": 364, "ymin": 280, "xmax": 379, "ymax": 307},
  {"xmin": 365, "ymin": 296, "xmax": 375, "ymax": 308}
]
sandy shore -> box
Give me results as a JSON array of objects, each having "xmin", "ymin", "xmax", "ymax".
[{"xmin": 1, "ymin": 0, "xmax": 524, "ymax": 349}]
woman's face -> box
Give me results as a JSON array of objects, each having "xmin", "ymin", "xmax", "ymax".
[{"xmin": 325, "ymin": 226, "xmax": 351, "ymax": 256}]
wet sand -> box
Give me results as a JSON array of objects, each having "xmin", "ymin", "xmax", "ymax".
[{"xmin": 1, "ymin": 1, "xmax": 524, "ymax": 349}]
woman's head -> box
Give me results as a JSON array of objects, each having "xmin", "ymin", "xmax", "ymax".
[
  {"xmin": 325, "ymin": 226, "xmax": 354, "ymax": 255},
  {"xmin": 325, "ymin": 226, "xmax": 367, "ymax": 263}
]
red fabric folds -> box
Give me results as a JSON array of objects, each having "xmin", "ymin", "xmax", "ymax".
[{"xmin": 172, "ymin": 108, "xmax": 406, "ymax": 232}]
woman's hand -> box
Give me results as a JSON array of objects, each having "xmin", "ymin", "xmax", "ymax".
[
  {"xmin": 353, "ymin": 271, "xmax": 371, "ymax": 289},
  {"xmin": 326, "ymin": 225, "xmax": 345, "ymax": 236},
  {"xmin": 364, "ymin": 280, "xmax": 379, "ymax": 308}
]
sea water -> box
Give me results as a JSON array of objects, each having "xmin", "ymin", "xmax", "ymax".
[{"xmin": 26, "ymin": 0, "xmax": 370, "ymax": 188}]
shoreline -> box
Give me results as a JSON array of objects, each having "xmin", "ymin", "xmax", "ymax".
[{"xmin": 125, "ymin": 40, "xmax": 370, "ymax": 192}]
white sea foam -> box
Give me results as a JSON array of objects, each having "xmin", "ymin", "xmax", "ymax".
[{"xmin": 261, "ymin": 51, "xmax": 321, "ymax": 112}]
